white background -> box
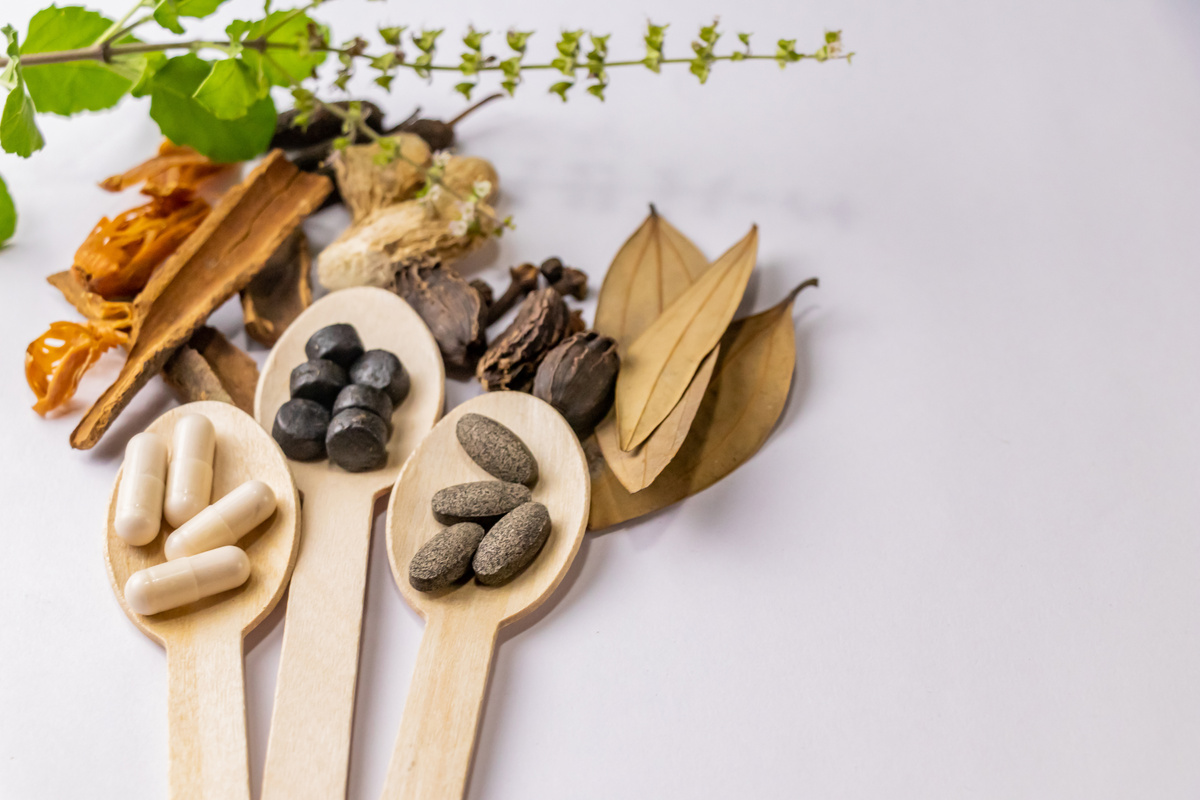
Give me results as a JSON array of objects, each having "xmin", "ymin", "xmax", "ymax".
[{"xmin": 3, "ymin": 0, "xmax": 1200, "ymax": 798}]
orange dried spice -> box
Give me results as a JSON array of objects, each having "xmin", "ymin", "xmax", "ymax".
[
  {"xmin": 26, "ymin": 316, "xmax": 130, "ymax": 416},
  {"xmin": 27, "ymin": 142, "xmax": 226, "ymax": 415},
  {"xmin": 73, "ymin": 142, "xmax": 227, "ymax": 299}
]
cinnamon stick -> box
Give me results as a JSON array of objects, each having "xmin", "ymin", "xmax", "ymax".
[{"xmin": 71, "ymin": 151, "xmax": 330, "ymax": 449}]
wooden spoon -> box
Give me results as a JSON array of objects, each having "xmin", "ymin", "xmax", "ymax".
[
  {"xmin": 381, "ymin": 392, "xmax": 590, "ymax": 799},
  {"xmin": 255, "ymin": 286, "xmax": 444, "ymax": 800},
  {"xmin": 104, "ymin": 401, "xmax": 301, "ymax": 800}
]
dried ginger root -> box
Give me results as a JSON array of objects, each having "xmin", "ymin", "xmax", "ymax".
[
  {"xmin": 329, "ymin": 133, "xmax": 431, "ymax": 223},
  {"xmin": 317, "ymin": 154, "xmax": 500, "ymax": 290},
  {"xmin": 26, "ymin": 317, "xmax": 130, "ymax": 415}
]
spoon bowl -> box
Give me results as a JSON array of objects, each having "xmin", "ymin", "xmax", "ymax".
[
  {"xmin": 381, "ymin": 391, "xmax": 590, "ymax": 800},
  {"xmin": 255, "ymin": 286, "xmax": 444, "ymax": 800},
  {"xmin": 104, "ymin": 401, "xmax": 301, "ymax": 800}
]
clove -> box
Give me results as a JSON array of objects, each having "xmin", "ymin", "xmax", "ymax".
[
  {"xmin": 486, "ymin": 264, "xmax": 541, "ymax": 326},
  {"xmin": 538, "ymin": 257, "xmax": 564, "ymax": 283},
  {"xmin": 550, "ymin": 266, "xmax": 589, "ymax": 300}
]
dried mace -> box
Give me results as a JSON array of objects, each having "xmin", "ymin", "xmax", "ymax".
[
  {"xmin": 395, "ymin": 263, "xmax": 488, "ymax": 372},
  {"xmin": 476, "ymin": 287, "xmax": 569, "ymax": 391},
  {"xmin": 533, "ymin": 332, "xmax": 620, "ymax": 435}
]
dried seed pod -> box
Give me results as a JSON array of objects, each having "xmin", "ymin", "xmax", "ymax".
[
  {"xmin": 567, "ymin": 309, "xmax": 586, "ymax": 335},
  {"xmin": 394, "ymin": 263, "xmax": 487, "ymax": 371},
  {"xmin": 468, "ymin": 278, "xmax": 494, "ymax": 308},
  {"xmin": 476, "ymin": 288, "xmax": 570, "ymax": 391},
  {"xmin": 532, "ymin": 332, "xmax": 620, "ymax": 435}
]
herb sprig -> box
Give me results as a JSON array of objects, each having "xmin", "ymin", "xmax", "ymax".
[{"xmin": 0, "ymin": 0, "xmax": 851, "ymax": 245}]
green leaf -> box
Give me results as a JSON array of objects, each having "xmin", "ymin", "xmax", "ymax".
[
  {"xmin": 737, "ymin": 32, "xmax": 752, "ymax": 47},
  {"xmin": 129, "ymin": 51, "xmax": 166, "ymax": 98},
  {"xmin": 413, "ymin": 28, "xmax": 443, "ymax": 54},
  {"xmin": 586, "ymin": 83, "xmax": 605, "ymax": 101},
  {"xmin": 506, "ymin": 29, "xmax": 532, "ymax": 53},
  {"xmin": 193, "ymin": 57, "xmax": 265, "ymax": 120},
  {"xmin": 20, "ymin": 6, "xmax": 144, "ymax": 116},
  {"xmin": 238, "ymin": 11, "xmax": 327, "ymax": 87},
  {"xmin": 149, "ymin": 54, "xmax": 275, "ymax": 162},
  {"xmin": 501, "ymin": 78, "xmax": 518, "ymax": 96},
  {"xmin": 1, "ymin": 26, "xmax": 44, "ymax": 158},
  {"xmin": 0, "ymin": 172, "xmax": 15, "ymax": 246},
  {"xmin": 463, "ymin": 27, "xmax": 488, "ymax": 51},
  {"xmin": 153, "ymin": 0, "xmax": 230, "ymax": 35},
  {"xmin": 548, "ymin": 80, "xmax": 572, "ymax": 101},
  {"xmin": 378, "ymin": 25, "xmax": 405, "ymax": 46},
  {"xmin": 454, "ymin": 81, "xmax": 474, "ymax": 100}
]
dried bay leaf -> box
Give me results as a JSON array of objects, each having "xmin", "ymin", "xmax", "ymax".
[
  {"xmin": 615, "ymin": 225, "xmax": 759, "ymax": 450},
  {"xmin": 589, "ymin": 279, "xmax": 818, "ymax": 530},
  {"xmin": 594, "ymin": 205, "xmax": 711, "ymax": 353},
  {"xmin": 596, "ymin": 344, "xmax": 719, "ymax": 493}
]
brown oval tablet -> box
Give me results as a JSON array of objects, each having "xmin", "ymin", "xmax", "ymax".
[
  {"xmin": 431, "ymin": 481, "xmax": 532, "ymax": 526},
  {"xmin": 456, "ymin": 413, "xmax": 539, "ymax": 487},
  {"xmin": 473, "ymin": 502, "xmax": 551, "ymax": 586},
  {"xmin": 409, "ymin": 522, "xmax": 486, "ymax": 592}
]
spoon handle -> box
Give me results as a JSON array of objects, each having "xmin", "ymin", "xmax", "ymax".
[
  {"xmin": 381, "ymin": 610, "xmax": 500, "ymax": 800},
  {"xmin": 261, "ymin": 487, "xmax": 376, "ymax": 800},
  {"xmin": 166, "ymin": 631, "xmax": 250, "ymax": 800}
]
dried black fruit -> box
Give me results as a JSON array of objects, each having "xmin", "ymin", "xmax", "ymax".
[
  {"xmin": 549, "ymin": 267, "xmax": 588, "ymax": 300},
  {"xmin": 539, "ymin": 257, "xmax": 564, "ymax": 283},
  {"xmin": 349, "ymin": 349, "xmax": 410, "ymax": 405},
  {"xmin": 431, "ymin": 481, "xmax": 532, "ymax": 526},
  {"xmin": 394, "ymin": 264, "xmax": 487, "ymax": 371},
  {"xmin": 456, "ymin": 413, "xmax": 539, "ymax": 486},
  {"xmin": 476, "ymin": 287, "xmax": 570, "ymax": 391},
  {"xmin": 273, "ymin": 398, "xmax": 330, "ymax": 461},
  {"xmin": 290, "ymin": 359, "xmax": 348, "ymax": 407},
  {"xmin": 473, "ymin": 502, "xmax": 552, "ymax": 586},
  {"xmin": 409, "ymin": 522, "xmax": 487, "ymax": 592},
  {"xmin": 332, "ymin": 383, "xmax": 393, "ymax": 426},
  {"xmin": 532, "ymin": 332, "xmax": 620, "ymax": 435},
  {"xmin": 305, "ymin": 323, "xmax": 364, "ymax": 369},
  {"xmin": 326, "ymin": 408, "xmax": 389, "ymax": 472},
  {"xmin": 272, "ymin": 100, "xmax": 385, "ymax": 150}
]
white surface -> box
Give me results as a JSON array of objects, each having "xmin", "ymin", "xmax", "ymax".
[{"xmin": 3, "ymin": 0, "xmax": 1200, "ymax": 797}]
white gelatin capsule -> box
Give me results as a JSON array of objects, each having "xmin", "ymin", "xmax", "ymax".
[
  {"xmin": 114, "ymin": 432, "xmax": 169, "ymax": 546},
  {"xmin": 124, "ymin": 545, "xmax": 251, "ymax": 615},
  {"xmin": 164, "ymin": 479, "xmax": 277, "ymax": 560},
  {"xmin": 164, "ymin": 413, "xmax": 216, "ymax": 528}
]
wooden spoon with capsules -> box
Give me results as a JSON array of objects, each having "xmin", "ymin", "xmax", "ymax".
[
  {"xmin": 381, "ymin": 392, "xmax": 590, "ymax": 799},
  {"xmin": 255, "ymin": 287, "xmax": 444, "ymax": 800},
  {"xmin": 104, "ymin": 401, "xmax": 301, "ymax": 800}
]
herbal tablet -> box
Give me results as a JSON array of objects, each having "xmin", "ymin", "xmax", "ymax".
[
  {"xmin": 114, "ymin": 432, "xmax": 169, "ymax": 546},
  {"xmin": 164, "ymin": 413, "xmax": 216, "ymax": 528},
  {"xmin": 164, "ymin": 479, "xmax": 277, "ymax": 560},
  {"xmin": 124, "ymin": 545, "xmax": 251, "ymax": 616}
]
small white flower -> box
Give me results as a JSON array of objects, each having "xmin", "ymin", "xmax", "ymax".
[
  {"xmin": 426, "ymin": 184, "xmax": 444, "ymax": 202},
  {"xmin": 432, "ymin": 150, "xmax": 452, "ymax": 168},
  {"xmin": 448, "ymin": 219, "xmax": 469, "ymax": 237},
  {"xmin": 455, "ymin": 200, "xmax": 477, "ymax": 222},
  {"xmin": 471, "ymin": 180, "xmax": 492, "ymax": 199}
]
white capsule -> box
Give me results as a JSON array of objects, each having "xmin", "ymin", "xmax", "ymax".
[
  {"xmin": 164, "ymin": 479, "xmax": 277, "ymax": 560},
  {"xmin": 124, "ymin": 546, "xmax": 251, "ymax": 615},
  {"xmin": 164, "ymin": 413, "xmax": 216, "ymax": 528},
  {"xmin": 114, "ymin": 432, "xmax": 169, "ymax": 546}
]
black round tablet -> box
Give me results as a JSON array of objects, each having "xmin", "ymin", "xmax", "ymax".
[
  {"xmin": 349, "ymin": 349, "xmax": 409, "ymax": 405},
  {"xmin": 289, "ymin": 359, "xmax": 347, "ymax": 407},
  {"xmin": 326, "ymin": 408, "xmax": 389, "ymax": 472},
  {"xmin": 332, "ymin": 383, "xmax": 393, "ymax": 427},
  {"xmin": 272, "ymin": 399, "xmax": 330, "ymax": 461},
  {"xmin": 305, "ymin": 324, "xmax": 364, "ymax": 369}
]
